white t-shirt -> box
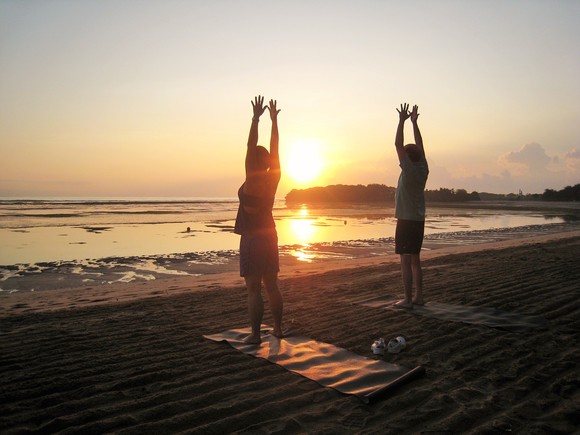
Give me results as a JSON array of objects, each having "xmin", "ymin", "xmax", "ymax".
[{"xmin": 395, "ymin": 154, "xmax": 429, "ymax": 221}]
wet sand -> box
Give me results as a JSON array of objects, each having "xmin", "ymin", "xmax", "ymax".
[{"xmin": 1, "ymin": 230, "xmax": 579, "ymax": 433}]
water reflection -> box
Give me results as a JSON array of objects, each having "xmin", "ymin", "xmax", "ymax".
[
  {"xmin": 289, "ymin": 249, "xmax": 315, "ymax": 262},
  {"xmin": 287, "ymin": 207, "xmax": 317, "ymax": 262},
  {"xmin": 1, "ymin": 200, "xmax": 577, "ymax": 265},
  {"xmin": 290, "ymin": 218, "xmax": 316, "ymax": 244}
]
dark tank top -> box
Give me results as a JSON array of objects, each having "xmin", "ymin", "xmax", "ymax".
[{"xmin": 234, "ymin": 184, "xmax": 276, "ymax": 236}]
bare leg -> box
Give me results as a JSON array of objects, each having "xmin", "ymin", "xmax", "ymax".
[
  {"xmin": 263, "ymin": 273, "xmax": 283, "ymax": 337},
  {"xmin": 411, "ymin": 254, "xmax": 424, "ymax": 305},
  {"xmin": 244, "ymin": 275, "xmax": 263, "ymax": 344},
  {"xmin": 395, "ymin": 254, "xmax": 413, "ymax": 308}
]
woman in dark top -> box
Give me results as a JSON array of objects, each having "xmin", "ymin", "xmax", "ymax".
[{"xmin": 234, "ymin": 95, "xmax": 283, "ymax": 344}]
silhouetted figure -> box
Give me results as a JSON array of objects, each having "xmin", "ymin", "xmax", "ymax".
[
  {"xmin": 393, "ymin": 103, "xmax": 429, "ymax": 308},
  {"xmin": 234, "ymin": 95, "xmax": 283, "ymax": 344}
]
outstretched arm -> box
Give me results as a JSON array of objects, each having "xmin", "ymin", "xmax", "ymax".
[
  {"xmin": 410, "ymin": 105, "xmax": 425, "ymax": 158},
  {"xmin": 267, "ymin": 99, "xmax": 281, "ymax": 175},
  {"xmin": 245, "ymin": 95, "xmax": 267, "ymax": 174},
  {"xmin": 395, "ymin": 103, "xmax": 410, "ymax": 163}
]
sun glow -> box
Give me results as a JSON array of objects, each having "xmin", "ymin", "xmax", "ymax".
[
  {"xmin": 284, "ymin": 139, "xmax": 325, "ymax": 185},
  {"xmin": 288, "ymin": 218, "xmax": 315, "ymax": 262},
  {"xmin": 286, "ymin": 207, "xmax": 317, "ymax": 262},
  {"xmin": 289, "ymin": 219, "xmax": 316, "ymax": 244}
]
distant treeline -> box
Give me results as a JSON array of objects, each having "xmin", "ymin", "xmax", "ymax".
[
  {"xmin": 542, "ymin": 184, "xmax": 580, "ymax": 201},
  {"xmin": 479, "ymin": 184, "xmax": 580, "ymax": 202},
  {"xmin": 285, "ymin": 184, "xmax": 479, "ymax": 204},
  {"xmin": 285, "ymin": 184, "xmax": 396, "ymax": 204},
  {"xmin": 285, "ymin": 183, "xmax": 580, "ymax": 204}
]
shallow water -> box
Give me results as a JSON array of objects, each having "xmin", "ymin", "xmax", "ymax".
[
  {"xmin": 0, "ymin": 198, "xmax": 577, "ymax": 265},
  {"xmin": 1, "ymin": 197, "xmax": 579, "ymax": 293}
]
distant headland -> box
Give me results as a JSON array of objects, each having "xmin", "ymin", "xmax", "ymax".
[{"xmin": 285, "ymin": 183, "xmax": 580, "ymax": 205}]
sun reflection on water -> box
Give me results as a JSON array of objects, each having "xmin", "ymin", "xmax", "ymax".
[
  {"xmin": 290, "ymin": 218, "xmax": 316, "ymax": 243},
  {"xmin": 290, "ymin": 249, "xmax": 315, "ymax": 262},
  {"xmin": 288, "ymin": 207, "xmax": 318, "ymax": 262}
]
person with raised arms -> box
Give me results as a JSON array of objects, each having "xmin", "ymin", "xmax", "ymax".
[
  {"xmin": 393, "ymin": 103, "xmax": 429, "ymax": 308},
  {"xmin": 234, "ymin": 95, "xmax": 283, "ymax": 344}
]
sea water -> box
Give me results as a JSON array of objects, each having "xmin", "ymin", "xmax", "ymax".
[{"xmin": 0, "ymin": 197, "xmax": 575, "ymax": 266}]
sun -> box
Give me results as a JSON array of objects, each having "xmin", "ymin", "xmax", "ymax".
[{"xmin": 284, "ymin": 139, "xmax": 325, "ymax": 185}]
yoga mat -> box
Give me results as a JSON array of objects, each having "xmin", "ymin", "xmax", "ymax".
[
  {"xmin": 203, "ymin": 327, "xmax": 425, "ymax": 404},
  {"xmin": 353, "ymin": 295, "xmax": 547, "ymax": 333}
]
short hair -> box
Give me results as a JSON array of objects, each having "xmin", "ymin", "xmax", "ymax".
[
  {"xmin": 255, "ymin": 145, "xmax": 271, "ymax": 170},
  {"xmin": 404, "ymin": 144, "xmax": 421, "ymax": 162}
]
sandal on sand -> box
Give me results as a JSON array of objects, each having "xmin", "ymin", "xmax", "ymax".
[
  {"xmin": 387, "ymin": 336, "xmax": 407, "ymax": 354},
  {"xmin": 371, "ymin": 338, "xmax": 386, "ymax": 355}
]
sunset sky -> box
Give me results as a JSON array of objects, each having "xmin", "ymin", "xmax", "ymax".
[{"xmin": 1, "ymin": 0, "xmax": 579, "ymax": 198}]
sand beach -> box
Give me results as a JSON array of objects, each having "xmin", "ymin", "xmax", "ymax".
[{"xmin": 1, "ymin": 229, "xmax": 579, "ymax": 434}]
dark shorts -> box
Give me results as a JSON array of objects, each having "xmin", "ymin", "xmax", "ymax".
[
  {"xmin": 395, "ymin": 219, "xmax": 425, "ymax": 254},
  {"xmin": 239, "ymin": 232, "xmax": 280, "ymax": 277}
]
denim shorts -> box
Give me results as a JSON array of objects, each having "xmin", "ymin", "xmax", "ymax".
[
  {"xmin": 395, "ymin": 219, "xmax": 425, "ymax": 254},
  {"xmin": 239, "ymin": 232, "xmax": 280, "ymax": 277}
]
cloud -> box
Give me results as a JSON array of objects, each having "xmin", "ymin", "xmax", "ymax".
[
  {"xmin": 429, "ymin": 143, "xmax": 579, "ymax": 195},
  {"xmin": 564, "ymin": 148, "xmax": 580, "ymax": 171},
  {"xmin": 499, "ymin": 142, "xmax": 551, "ymax": 175},
  {"xmin": 427, "ymin": 163, "xmax": 518, "ymax": 194}
]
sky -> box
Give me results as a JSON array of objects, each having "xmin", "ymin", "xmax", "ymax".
[{"xmin": 1, "ymin": 0, "xmax": 579, "ymax": 198}]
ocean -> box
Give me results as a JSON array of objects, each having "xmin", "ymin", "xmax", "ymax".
[
  {"xmin": 1, "ymin": 198, "xmax": 578, "ymax": 292},
  {"xmin": 1, "ymin": 197, "xmax": 577, "ymax": 266}
]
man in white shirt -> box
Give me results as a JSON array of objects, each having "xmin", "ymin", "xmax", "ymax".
[{"xmin": 393, "ymin": 103, "xmax": 429, "ymax": 308}]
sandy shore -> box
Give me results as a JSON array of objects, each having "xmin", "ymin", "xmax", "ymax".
[{"xmin": 1, "ymin": 231, "xmax": 579, "ymax": 433}]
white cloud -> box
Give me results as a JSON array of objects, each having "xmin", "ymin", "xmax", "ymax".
[
  {"xmin": 427, "ymin": 164, "xmax": 518, "ymax": 194},
  {"xmin": 499, "ymin": 142, "xmax": 551, "ymax": 175},
  {"xmin": 429, "ymin": 143, "xmax": 579, "ymax": 194},
  {"xmin": 564, "ymin": 148, "xmax": 580, "ymax": 172}
]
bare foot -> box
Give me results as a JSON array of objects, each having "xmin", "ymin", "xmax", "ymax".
[
  {"xmin": 243, "ymin": 333, "xmax": 262, "ymax": 344},
  {"xmin": 394, "ymin": 299, "xmax": 413, "ymax": 309},
  {"xmin": 271, "ymin": 327, "xmax": 285, "ymax": 338}
]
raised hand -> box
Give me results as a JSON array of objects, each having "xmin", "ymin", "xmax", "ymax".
[
  {"xmin": 397, "ymin": 103, "xmax": 411, "ymax": 121},
  {"xmin": 267, "ymin": 99, "xmax": 280, "ymax": 121},
  {"xmin": 251, "ymin": 95, "xmax": 267, "ymax": 120},
  {"xmin": 410, "ymin": 105, "xmax": 419, "ymax": 123}
]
